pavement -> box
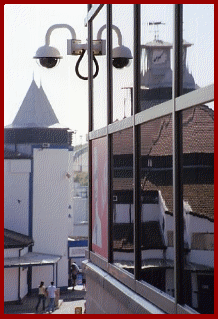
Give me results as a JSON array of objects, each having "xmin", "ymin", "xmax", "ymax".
[{"xmin": 4, "ymin": 285, "xmax": 86, "ymax": 314}]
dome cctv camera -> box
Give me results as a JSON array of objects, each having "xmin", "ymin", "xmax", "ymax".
[
  {"xmin": 39, "ymin": 57, "xmax": 59, "ymax": 69},
  {"xmin": 33, "ymin": 45, "xmax": 63, "ymax": 69},
  {"xmin": 112, "ymin": 57, "xmax": 131, "ymax": 69},
  {"xmin": 112, "ymin": 45, "xmax": 133, "ymax": 69}
]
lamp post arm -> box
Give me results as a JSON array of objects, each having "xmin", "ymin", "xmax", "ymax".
[
  {"xmin": 45, "ymin": 24, "xmax": 77, "ymax": 45},
  {"xmin": 97, "ymin": 24, "xmax": 122, "ymax": 46}
]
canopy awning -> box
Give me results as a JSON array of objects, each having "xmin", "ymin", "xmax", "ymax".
[{"xmin": 4, "ymin": 252, "xmax": 61, "ymax": 268}]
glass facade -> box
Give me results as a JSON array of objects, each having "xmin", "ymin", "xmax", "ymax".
[
  {"xmin": 140, "ymin": 115, "xmax": 174, "ymax": 296},
  {"xmin": 182, "ymin": 106, "xmax": 214, "ymax": 313},
  {"xmin": 112, "ymin": 128, "xmax": 134, "ymax": 274},
  {"xmin": 140, "ymin": 5, "xmax": 173, "ymax": 112},
  {"xmin": 93, "ymin": 5, "xmax": 107, "ymax": 130},
  {"xmin": 86, "ymin": 4, "xmax": 214, "ymax": 314},
  {"xmin": 112, "ymin": 4, "xmax": 134, "ymax": 121}
]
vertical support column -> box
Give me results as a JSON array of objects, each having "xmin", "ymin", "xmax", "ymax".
[
  {"xmin": 173, "ymin": 4, "xmax": 184, "ymax": 308},
  {"xmin": 28, "ymin": 158, "xmax": 33, "ymax": 294},
  {"xmin": 18, "ymin": 249, "xmax": 22, "ymax": 303},
  {"xmin": 107, "ymin": 4, "xmax": 113, "ymax": 263},
  {"xmin": 133, "ymin": 4, "xmax": 141, "ymax": 281},
  {"xmin": 88, "ymin": 4, "xmax": 93, "ymax": 255},
  {"xmin": 53, "ymin": 264, "xmax": 55, "ymax": 281},
  {"xmin": 56, "ymin": 263, "xmax": 58, "ymax": 287},
  {"xmin": 18, "ymin": 266, "xmax": 21, "ymax": 303}
]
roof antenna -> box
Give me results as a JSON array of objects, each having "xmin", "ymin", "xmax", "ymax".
[{"xmin": 148, "ymin": 22, "xmax": 165, "ymax": 41}]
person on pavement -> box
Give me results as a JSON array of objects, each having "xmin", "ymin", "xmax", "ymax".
[
  {"xmin": 46, "ymin": 281, "xmax": 57, "ymax": 313},
  {"xmin": 71, "ymin": 262, "xmax": 80, "ymax": 291},
  {"xmin": 35, "ymin": 281, "xmax": 46, "ymax": 313}
]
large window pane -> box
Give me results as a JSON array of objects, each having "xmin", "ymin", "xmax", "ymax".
[
  {"xmin": 112, "ymin": 4, "xmax": 133, "ymax": 121},
  {"xmin": 140, "ymin": 115, "xmax": 174, "ymax": 297},
  {"xmin": 182, "ymin": 105, "xmax": 214, "ymax": 313},
  {"xmin": 92, "ymin": 136, "xmax": 108, "ymax": 259},
  {"xmin": 183, "ymin": 5, "xmax": 214, "ymax": 89},
  {"xmin": 112, "ymin": 128, "xmax": 134, "ymax": 275},
  {"xmin": 92, "ymin": 6, "xmax": 107, "ymax": 130},
  {"xmin": 140, "ymin": 5, "xmax": 173, "ymax": 112}
]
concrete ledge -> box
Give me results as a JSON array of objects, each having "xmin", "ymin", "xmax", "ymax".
[{"xmin": 83, "ymin": 261, "xmax": 165, "ymax": 314}]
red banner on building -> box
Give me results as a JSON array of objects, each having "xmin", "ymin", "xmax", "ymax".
[{"xmin": 92, "ymin": 137, "xmax": 108, "ymax": 259}]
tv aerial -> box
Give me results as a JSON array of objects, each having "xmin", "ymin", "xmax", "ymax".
[{"xmin": 148, "ymin": 21, "xmax": 165, "ymax": 41}]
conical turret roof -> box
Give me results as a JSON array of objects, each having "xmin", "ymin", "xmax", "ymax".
[{"xmin": 5, "ymin": 80, "xmax": 66, "ymax": 129}]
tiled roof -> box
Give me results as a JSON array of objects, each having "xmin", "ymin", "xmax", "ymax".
[
  {"xmin": 113, "ymin": 105, "xmax": 214, "ymax": 156},
  {"xmin": 112, "ymin": 105, "xmax": 214, "ymax": 222},
  {"xmin": 4, "ymin": 229, "xmax": 34, "ymax": 249}
]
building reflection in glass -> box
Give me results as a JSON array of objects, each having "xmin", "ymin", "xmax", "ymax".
[
  {"xmin": 182, "ymin": 106, "xmax": 214, "ymax": 314},
  {"xmin": 112, "ymin": 128, "xmax": 134, "ymax": 275},
  {"xmin": 140, "ymin": 115, "xmax": 173, "ymax": 295}
]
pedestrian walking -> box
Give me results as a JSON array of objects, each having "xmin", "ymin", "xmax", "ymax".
[
  {"xmin": 82, "ymin": 273, "xmax": 86, "ymax": 291},
  {"xmin": 71, "ymin": 262, "xmax": 79, "ymax": 291},
  {"xmin": 35, "ymin": 281, "xmax": 46, "ymax": 313},
  {"xmin": 46, "ymin": 281, "xmax": 57, "ymax": 313}
]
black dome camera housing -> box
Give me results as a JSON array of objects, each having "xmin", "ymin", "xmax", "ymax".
[
  {"xmin": 112, "ymin": 45, "xmax": 133, "ymax": 69},
  {"xmin": 112, "ymin": 57, "xmax": 131, "ymax": 69},
  {"xmin": 34, "ymin": 45, "xmax": 62, "ymax": 69},
  {"xmin": 39, "ymin": 57, "xmax": 60, "ymax": 69}
]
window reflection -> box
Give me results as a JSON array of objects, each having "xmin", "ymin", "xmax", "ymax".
[
  {"xmin": 93, "ymin": 6, "xmax": 107, "ymax": 130},
  {"xmin": 140, "ymin": 5, "xmax": 173, "ymax": 112},
  {"xmin": 183, "ymin": 4, "xmax": 214, "ymax": 88},
  {"xmin": 182, "ymin": 105, "xmax": 214, "ymax": 314},
  {"xmin": 112, "ymin": 4, "xmax": 133, "ymax": 122},
  {"xmin": 140, "ymin": 116, "xmax": 174, "ymax": 295},
  {"xmin": 112, "ymin": 128, "xmax": 134, "ymax": 275}
]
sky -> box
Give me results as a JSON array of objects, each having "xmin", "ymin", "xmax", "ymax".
[
  {"xmin": 4, "ymin": 4, "xmax": 89, "ymax": 145},
  {"xmin": 4, "ymin": 4, "xmax": 214, "ymax": 144}
]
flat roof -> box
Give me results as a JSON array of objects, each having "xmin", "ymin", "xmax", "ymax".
[{"xmin": 4, "ymin": 252, "xmax": 61, "ymax": 268}]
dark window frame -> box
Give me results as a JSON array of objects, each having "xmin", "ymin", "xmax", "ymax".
[{"xmin": 86, "ymin": 4, "xmax": 214, "ymax": 314}]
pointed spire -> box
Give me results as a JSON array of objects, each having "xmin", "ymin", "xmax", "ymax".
[{"xmin": 11, "ymin": 79, "xmax": 60, "ymax": 128}]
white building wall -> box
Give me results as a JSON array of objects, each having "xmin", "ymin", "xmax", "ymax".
[
  {"xmin": 32, "ymin": 265, "xmax": 54, "ymax": 289},
  {"xmin": 20, "ymin": 267, "xmax": 28, "ymax": 299},
  {"xmin": 4, "ymin": 159, "xmax": 31, "ymax": 235},
  {"xmin": 4, "ymin": 248, "xmax": 29, "ymax": 301},
  {"xmin": 4, "ymin": 267, "xmax": 29, "ymax": 302},
  {"xmin": 66, "ymin": 151, "xmax": 75, "ymax": 237},
  {"xmin": 73, "ymin": 223, "xmax": 88, "ymax": 237},
  {"xmin": 32, "ymin": 148, "xmax": 69, "ymax": 288},
  {"xmin": 73, "ymin": 197, "xmax": 88, "ymax": 224},
  {"xmin": 4, "ymin": 268, "xmax": 18, "ymax": 301},
  {"xmin": 141, "ymin": 250, "xmax": 164, "ymax": 260},
  {"xmin": 186, "ymin": 214, "xmax": 214, "ymax": 234}
]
